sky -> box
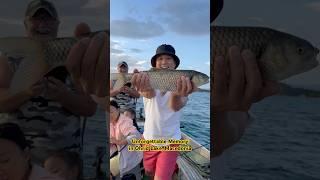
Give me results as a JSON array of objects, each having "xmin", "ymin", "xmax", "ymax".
[
  {"xmin": 215, "ymin": 0, "xmax": 320, "ymax": 90},
  {"xmin": 0, "ymin": 0, "xmax": 108, "ymax": 37},
  {"xmin": 110, "ymin": 0, "xmax": 210, "ymax": 89}
]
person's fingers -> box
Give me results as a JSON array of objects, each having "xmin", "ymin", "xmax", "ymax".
[
  {"xmin": 66, "ymin": 38, "xmax": 90, "ymax": 81},
  {"xmin": 176, "ymin": 77, "xmax": 182, "ymax": 94},
  {"xmin": 94, "ymin": 32, "xmax": 108, "ymax": 97},
  {"xmin": 242, "ymin": 49, "xmax": 262, "ymax": 109},
  {"xmin": 139, "ymin": 73, "xmax": 148, "ymax": 91},
  {"xmin": 255, "ymin": 80, "xmax": 280, "ymax": 102},
  {"xmin": 74, "ymin": 22, "xmax": 91, "ymax": 38},
  {"xmin": 145, "ymin": 76, "xmax": 152, "ymax": 90},
  {"xmin": 180, "ymin": 76, "xmax": 187, "ymax": 96},
  {"xmin": 131, "ymin": 74, "xmax": 138, "ymax": 88},
  {"xmin": 186, "ymin": 77, "xmax": 193, "ymax": 94},
  {"xmin": 134, "ymin": 73, "xmax": 143, "ymax": 91},
  {"xmin": 228, "ymin": 46, "xmax": 245, "ymax": 109},
  {"xmin": 213, "ymin": 56, "xmax": 228, "ymax": 109},
  {"xmin": 81, "ymin": 32, "xmax": 106, "ymax": 93}
]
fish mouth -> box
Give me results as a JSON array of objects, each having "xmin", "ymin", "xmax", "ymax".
[{"xmin": 301, "ymin": 57, "xmax": 319, "ymax": 73}]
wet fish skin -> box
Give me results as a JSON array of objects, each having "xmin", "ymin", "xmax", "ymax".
[
  {"xmin": 211, "ymin": 26, "xmax": 319, "ymax": 81},
  {"xmin": 0, "ymin": 31, "xmax": 106, "ymax": 94},
  {"xmin": 111, "ymin": 69, "xmax": 209, "ymax": 92}
]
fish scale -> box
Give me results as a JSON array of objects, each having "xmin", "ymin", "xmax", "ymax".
[
  {"xmin": 7, "ymin": 37, "xmax": 79, "ymax": 95},
  {"xmin": 0, "ymin": 31, "xmax": 107, "ymax": 95},
  {"xmin": 211, "ymin": 26, "xmax": 319, "ymax": 81},
  {"xmin": 44, "ymin": 38, "xmax": 78, "ymax": 68},
  {"xmin": 111, "ymin": 69, "xmax": 209, "ymax": 92},
  {"xmin": 211, "ymin": 26, "xmax": 319, "ymax": 156}
]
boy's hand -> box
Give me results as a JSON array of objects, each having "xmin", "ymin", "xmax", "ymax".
[
  {"xmin": 172, "ymin": 76, "xmax": 194, "ymax": 97},
  {"xmin": 131, "ymin": 69, "xmax": 153, "ymax": 92},
  {"xmin": 213, "ymin": 46, "xmax": 279, "ymax": 112},
  {"xmin": 66, "ymin": 23, "xmax": 108, "ymax": 97}
]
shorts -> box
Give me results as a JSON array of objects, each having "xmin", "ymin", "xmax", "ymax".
[{"xmin": 143, "ymin": 146, "xmax": 178, "ymax": 180}]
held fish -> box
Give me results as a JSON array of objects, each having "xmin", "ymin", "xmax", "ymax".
[
  {"xmin": 0, "ymin": 31, "xmax": 107, "ymax": 95},
  {"xmin": 211, "ymin": 26, "xmax": 319, "ymax": 81},
  {"xmin": 111, "ymin": 69, "xmax": 209, "ymax": 92}
]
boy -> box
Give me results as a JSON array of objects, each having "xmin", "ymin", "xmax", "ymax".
[{"xmin": 131, "ymin": 44, "xmax": 195, "ymax": 180}]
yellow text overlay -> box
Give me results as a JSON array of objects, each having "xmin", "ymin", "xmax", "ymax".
[{"xmin": 128, "ymin": 145, "xmax": 192, "ymax": 152}]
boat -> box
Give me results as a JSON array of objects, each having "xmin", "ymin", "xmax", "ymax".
[{"xmin": 135, "ymin": 120, "xmax": 210, "ymax": 180}]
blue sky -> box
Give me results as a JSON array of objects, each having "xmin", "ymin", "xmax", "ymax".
[
  {"xmin": 215, "ymin": 0, "xmax": 320, "ymax": 90},
  {"xmin": 110, "ymin": 0, "xmax": 210, "ymax": 89}
]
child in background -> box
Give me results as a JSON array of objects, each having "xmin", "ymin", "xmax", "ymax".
[
  {"xmin": 44, "ymin": 150, "xmax": 82, "ymax": 180},
  {"xmin": 123, "ymin": 108, "xmax": 140, "ymax": 132}
]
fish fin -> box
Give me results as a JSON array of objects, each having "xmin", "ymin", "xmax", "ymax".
[
  {"xmin": 149, "ymin": 67, "xmax": 159, "ymax": 71},
  {"xmin": 0, "ymin": 37, "xmax": 47, "ymax": 95},
  {"xmin": 111, "ymin": 73, "xmax": 130, "ymax": 90}
]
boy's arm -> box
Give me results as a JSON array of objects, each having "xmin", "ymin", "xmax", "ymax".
[{"xmin": 213, "ymin": 111, "xmax": 252, "ymax": 157}]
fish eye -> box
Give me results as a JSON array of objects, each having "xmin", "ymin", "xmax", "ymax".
[{"xmin": 297, "ymin": 47, "xmax": 304, "ymax": 55}]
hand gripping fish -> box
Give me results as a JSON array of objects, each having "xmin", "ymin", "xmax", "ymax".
[
  {"xmin": 0, "ymin": 31, "xmax": 106, "ymax": 95},
  {"xmin": 212, "ymin": 26, "xmax": 319, "ymax": 81},
  {"xmin": 111, "ymin": 68, "xmax": 209, "ymax": 92}
]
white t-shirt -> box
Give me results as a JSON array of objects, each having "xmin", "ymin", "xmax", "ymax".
[{"xmin": 143, "ymin": 90, "xmax": 183, "ymax": 140}]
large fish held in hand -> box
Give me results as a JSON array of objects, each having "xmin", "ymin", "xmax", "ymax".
[
  {"xmin": 0, "ymin": 31, "xmax": 106, "ymax": 95},
  {"xmin": 111, "ymin": 69, "xmax": 209, "ymax": 92},
  {"xmin": 211, "ymin": 26, "xmax": 319, "ymax": 81}
]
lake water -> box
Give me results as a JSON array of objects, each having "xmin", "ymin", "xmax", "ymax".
[{"xmin": 225, "ymin": 96, "xmax": 320, "ymax": 179}]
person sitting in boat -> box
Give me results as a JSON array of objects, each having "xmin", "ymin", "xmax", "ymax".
[
  {"xmin": 44, "ymin": 150, "xmax": 82, "ymax": 180},
  {"xmin": 110, "ymin": 100, "xmax": 143, "ymax": 179},
  {"xmin": 0, "ymin": 122, "xmax": 62, "ymax": 180},
  {"xmin": 110, "ymin": 61, "xmax": 140, "ymax": 113},
  {"xmin": 131, "ymin": 44, "xmax": 196, "ymax": 180},
  {"xmin": 0, "ymin": 0, "xmax": 97, "ymax": 165}
]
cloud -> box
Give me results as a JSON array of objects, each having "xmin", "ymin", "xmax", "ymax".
[
  {"xmin": 130, "ymin": 48, "xmax": 142, "ymax": 53},
  {"xmin": 156, "ymin": 0, "xmax": 209, "ymax": 36},
  {"xmin": 59, "ymin": 16, "xmax": 108, "ymax": 36},
  {"xmin": 111, "ymin": 53, "xmax": 148, "ymax": 73},
  {"xmin": 305, "ymin": 2, "xmax": 320, "ymax": 12},
  {"xmin": 111, "ymin": 17, "xmax": 165, "ymax": 39},
  {"xmin": 0, "ymin": 17, "xmax": 24, "ymax": 36},
  {"xmin": 111, "ymin": 48, "xmax": 123, "ymax": 54},
  {"xmin": 0, "ymin": 18, "xmax": 22, "ymax": 26},
  {"xmin": 136, "ymin": 60, "xmax": 147, "ymax": 65},
  {"xmin": 110, "ymin": 40, "xmax": 149, "ymax": 73}
]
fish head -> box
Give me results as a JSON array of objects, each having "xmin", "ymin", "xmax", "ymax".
[
  {"xmin": 261, "ymin": 33, "xmax": 319, "ymax": 81},
  {"xmin": 190, "ymin": 71, "xmax": 209, "ymax": 87}
]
